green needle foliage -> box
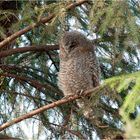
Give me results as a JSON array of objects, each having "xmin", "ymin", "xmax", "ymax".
[
  {"xmin": 0, "ymin": 0, "xmax": 140, "ymax": 139},
  {"xmin": 101, "ymin": 71, "xmax": 140, "ymax": 138}
]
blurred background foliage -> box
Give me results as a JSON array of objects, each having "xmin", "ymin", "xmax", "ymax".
[{"xmin": 0, "ymin": 0, "xmax": 140, "ymax": 139}]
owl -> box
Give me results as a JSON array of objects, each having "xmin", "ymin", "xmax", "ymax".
[{"xmin": 58, "ymin": 31, "xmax": 100, "ymax": 97}]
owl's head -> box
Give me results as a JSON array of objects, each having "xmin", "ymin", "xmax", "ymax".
[{"xmin": 59, "ymin": 31, "xmax": 92, "ymax": 54}]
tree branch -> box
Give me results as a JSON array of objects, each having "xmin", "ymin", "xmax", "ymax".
[
  {"xmin": 0, "ymin": 89, "xmax": 48, "ymax": 102},
  {"xmin": 0, "ymin": 14, "xmax": 54, "ymax": 49},
  {"xmin": 47, "ymin": 52, "xmax": 59, "ymax": 71},
  {"xmin": 50, "ymin": 123, "xmax": 86, "ymax": 139},
  {"xmin": 0, "ymin": 45, "xmax": 59, "ymax": 58},
  {"xmin": 1, "ymin": 73, "xmax": 46, "ymax": 90},
  {"xmin": 0, "ymin": 86, "xmax": 101, "ymax": 131},
  {"xmin": 0, "ymin": 0, "xmax": 88, "ymax": 49},
  {"xmin": 0, "ymin": 73, "xmax": 62, "ymax": 96}
]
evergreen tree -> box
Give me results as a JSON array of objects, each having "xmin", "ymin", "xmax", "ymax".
[{"xmin": 0, "ymin": 0, "xmax": 140, "ymax": 139}]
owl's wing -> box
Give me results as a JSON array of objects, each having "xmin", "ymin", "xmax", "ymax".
[
  {"xmin": 92, "ymin": 72, "xmax": 100, "ymax": 87},
  {"xmin": 90, "ymin": 51, "xmax": 100, "ymax": 87}
]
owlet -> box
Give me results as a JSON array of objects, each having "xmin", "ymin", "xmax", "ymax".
[{"xmin": 58, "ymin": 31, "xmax": 100, "ymax": 97}]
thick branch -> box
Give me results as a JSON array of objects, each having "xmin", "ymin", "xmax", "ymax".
[
  {"xmin": 0, "ymin": 0, "xmax": 88, "ymax": 49},
  {"xmin": 0, "ymin": 86, "xmax": 100, "ymax": 131},
  {"xmin": 0, "ymin": 15, "xmax": 54, "ymax": 49},
  {"xmin": 0, "ymin": 45, "xmax": 59, "ymax": 58}
]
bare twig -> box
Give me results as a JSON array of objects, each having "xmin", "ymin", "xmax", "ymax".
[
  {"xmin": 0, "ymin": 86, "xmax": 101, "ymax": 131},
  {"xmin": 47, "ymin": 52, "xmax": 59, "ymax": 71}
]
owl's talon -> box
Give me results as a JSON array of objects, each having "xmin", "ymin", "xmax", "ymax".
[
  {"xmin": 62, "ymin": 94, "xmax": 73, "ymax": 99},
  {"xmin": 77, "ymin": 90, "xmax": 84, "ymax": 96}
]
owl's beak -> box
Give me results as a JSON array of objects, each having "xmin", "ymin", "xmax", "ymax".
[{"xmin": 65, "ymin": 45, "xmax": 71, "ymax": 53}]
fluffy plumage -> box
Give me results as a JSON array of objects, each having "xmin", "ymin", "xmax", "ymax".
[{"xmin": 58, "ymin": 31, "xmax": 100, "ymax": 97}]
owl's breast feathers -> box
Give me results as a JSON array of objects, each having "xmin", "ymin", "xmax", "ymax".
[
  {"xmin": 58, "ymin": 50, "xmax": 100, "ymax": 96},
  {"xmin": 58, "ymin": 31, "xmax": 100, "ymax": 96}
]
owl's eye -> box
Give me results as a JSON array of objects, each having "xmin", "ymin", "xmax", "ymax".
[
  {"xmin": 69, "ymin": 42, "xmax": 77, "ymax": 50},
  {"xmin": 70, "ymin": 44, "xmax": 75, "ymax": 49}
]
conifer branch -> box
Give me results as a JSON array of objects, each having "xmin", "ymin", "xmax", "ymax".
[
  {"xmin": 0, "ymin": 73, "xmax": 62, "ymax": 96},
  {"xmin": 0, "ymin": 0, "xmax": 88, "ymax": 49},
  {"xmin": 0, "ymin": 45, "xmax": 59, "ymax": 58},
  {"xmin": 0, "ymin": 86, "xmax": 100, "ymax": 131},
  {"xmin": 0, "ymin": 89, "xmax": 48, "ymax": 102},
  {"xmin": 50, "ymin": 123, "xmax": 86, "ymax": 139}
]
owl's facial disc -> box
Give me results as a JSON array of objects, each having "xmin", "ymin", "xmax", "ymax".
[{"xmin": 64, "ymin": 40, "xmax": 78, "ymax": 53}]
